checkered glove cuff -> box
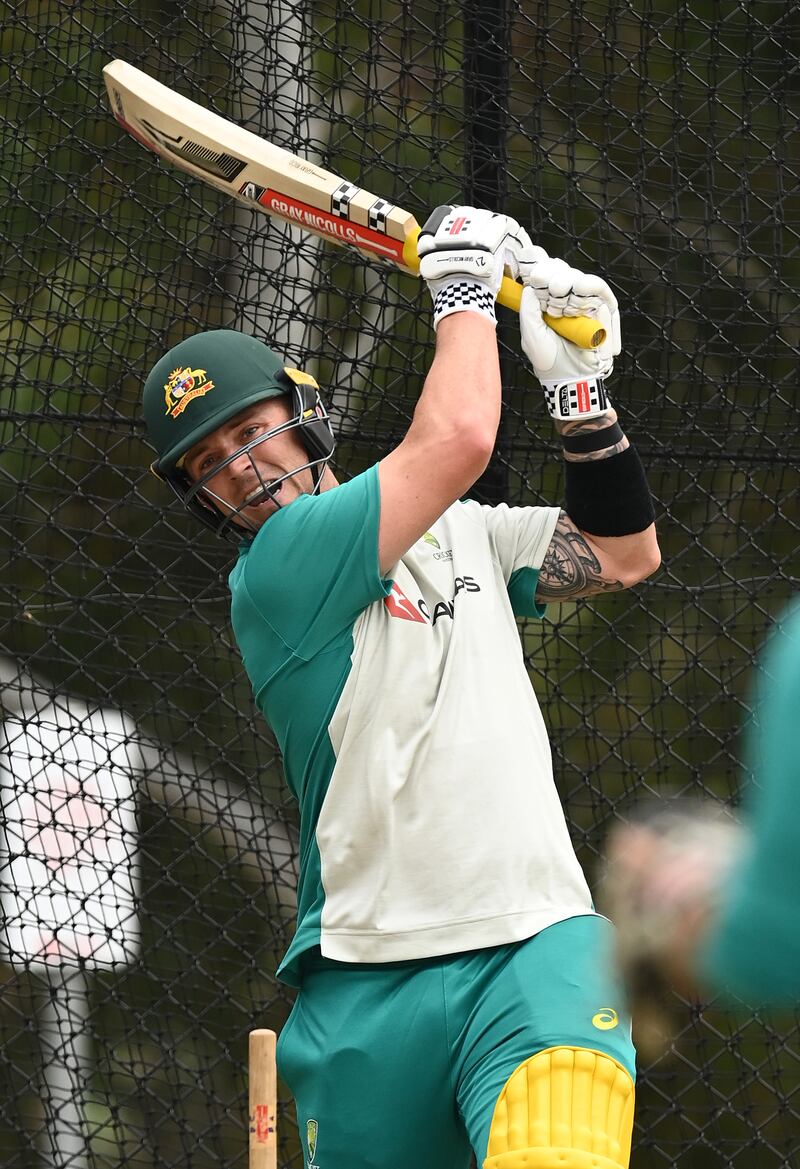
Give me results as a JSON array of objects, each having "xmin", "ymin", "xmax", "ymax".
[
  {"xmin": 541, "ymin": 377, "xmax": 610, "ymax": 420},
  {"xmin": 432, "ymin": 280, "xmax": 497, "ymax": 329}
]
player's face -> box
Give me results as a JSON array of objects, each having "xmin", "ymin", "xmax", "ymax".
[{"xmin": 183, "ymin": 398, "xmax": 316, "ymax": 530}]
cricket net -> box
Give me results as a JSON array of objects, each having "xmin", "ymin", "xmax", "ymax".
[{"xmin": 0, "ymin": 2, "xmax": 798, "ymax": 1166}]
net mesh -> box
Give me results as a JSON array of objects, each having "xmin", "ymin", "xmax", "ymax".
[{"xmin": 1, "ymin": 1, "xmax": 798, "ymax": 1166}]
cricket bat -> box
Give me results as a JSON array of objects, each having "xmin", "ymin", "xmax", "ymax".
[
  {"xmin": 102, "ymin": 60, "xmax": 604, "ymax": 349},
  {"xmin": 249, "ymin": 1029, "xmax": 277, "ymax": 1169}
]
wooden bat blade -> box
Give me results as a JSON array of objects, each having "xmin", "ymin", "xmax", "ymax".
[
  {"xmin": 249, "ymin": 1029, "xmax": 277, "ymax": 1169},
  {"xmin": 103, "ymin": 60, "xmax": 419, "ymax": 271},
  {"xmin": 103, "ymin": 60, "xmax": 604, "ymax": 348}
]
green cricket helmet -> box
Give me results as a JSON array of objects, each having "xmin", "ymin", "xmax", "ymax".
[{"xmin": 142, "ymin": 329, "xmax": 335, "ymax": 538}]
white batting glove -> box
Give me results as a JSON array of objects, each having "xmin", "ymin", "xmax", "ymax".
[
  {"xmin": 518, "ymin": 254, "xmax": 622, "ymax": 420},
  {"xmin": 418, "ymin": 205, "xmax": 533, "ymax": 329}
]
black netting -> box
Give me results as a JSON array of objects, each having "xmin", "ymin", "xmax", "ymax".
[{"xmin": 1, "ymin": 2, "xmax": 798, "ymax": 1166}]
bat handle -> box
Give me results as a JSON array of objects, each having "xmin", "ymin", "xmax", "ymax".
[
  {"xmin": 496, "ymin": 275, "xmax": 606, "ymax": 349},
  {"xmin": 403, "ymin": 230, "xmax": 605, "ymax": 349}
]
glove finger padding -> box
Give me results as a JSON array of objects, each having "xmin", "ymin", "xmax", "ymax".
[
  {"xmin": 565, "ymin": 272, "xmax": 622, "ymax": 360},
  {"xmin": 519, "ymin": 255, "xmax": 622, "ymax": 359},
  {"xmin": 418, "ymin": 205, "xmax": 533, "ymax": 327},
  {"xmin": 507, "ymin": 240, "xmax": 549, "ymax": 283},
  {"xmin": 519, "ymin": 281, "xmax": 618, "ymax": 419},
  {"xmin": 520, "ymin": 287, "xmax": 614, "ymax": 377},
  {"xmin": 520, "ymin": 255, "xmax": 618, "ymax": 317}
]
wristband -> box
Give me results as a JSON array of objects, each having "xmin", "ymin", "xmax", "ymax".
[
  {"xmin": 541, "ymin": 376, "xmax": 609, "ymax": 420},
  {"xmin": 565, "ymin": 444, "xmax": 655, "ymax": 536},
  {"xmin": 432, "ymin": 280, "xmax": 497, "ymax": 329},
  {"xmin": 561, "ymin": 421, "xmax": 624, "ymax": 455}
]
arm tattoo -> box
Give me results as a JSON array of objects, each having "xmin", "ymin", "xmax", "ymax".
[{"xmin": 536, "ymin": 512, "xmax": 624, "ymax": 600}]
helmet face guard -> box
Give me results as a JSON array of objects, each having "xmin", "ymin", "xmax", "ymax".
[
  {"xmin": 154, "ymin": 374, "xmax": 336, "ymax": 537},
  {"xmin": 160, "ymin": 382, "xmax": 335, "ymax": 538},
  {"xmin": 141, "ymin": 330, "xmax": 335, "ymax": 539}
]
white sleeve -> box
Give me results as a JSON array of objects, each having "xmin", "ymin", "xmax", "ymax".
[{"xmin": 461, "ymin": 500, "xmax": 560, "ymax": 582}]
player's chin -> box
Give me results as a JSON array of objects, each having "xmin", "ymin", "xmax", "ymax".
[
  {"xmin": 240, "ymin": 481, "xmax": 292, "ymax": 524},
  {"xmin": 242, "ymin": 498, "xmax": 279, "ymax": 527}
]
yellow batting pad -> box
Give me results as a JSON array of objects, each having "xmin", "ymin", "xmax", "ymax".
[{"xmin": 484, "ymin": 1047, "xmax": 634, "ymax": 1169}]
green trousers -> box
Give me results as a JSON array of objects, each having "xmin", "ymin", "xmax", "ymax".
[{"xmin": 278, "ymin": 914, "xmax": 636, "ymax": 1169}]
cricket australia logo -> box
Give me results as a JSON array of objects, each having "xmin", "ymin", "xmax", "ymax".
[
  {"xmin": 163, "ymin": 366, "xmax": 215, "ymax": 418},
  {"xmin": 306, "ymin": 1118, "xmax": 319, "ymax": 1167},
  {"xmin": 421, "ymin": 532, "xmax": 452, "ymax": 561}
]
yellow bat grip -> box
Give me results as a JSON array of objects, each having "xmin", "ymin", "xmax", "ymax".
[
  {"xmin": 496, "ymin": 275, "xmax": 606, "ymax": 349},
  {"xmin": 402, "ymin": 229, "xmax": 605, "ymax": 350}
]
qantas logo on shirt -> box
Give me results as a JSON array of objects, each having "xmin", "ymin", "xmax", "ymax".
[
  {"xmin": 384, "ymin": 583, "xmax": 426, "ymax": 622},
  {"xmin": 384, "ymin": 577, "xmax": 481, "ymax": 626}
]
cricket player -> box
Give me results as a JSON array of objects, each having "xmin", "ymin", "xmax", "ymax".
[
  {"xmin": 141, "ymin": 206, "xmax": 661, "ymax": 1169},
  {"xmin": 604, "ymin": 595, "xmax": 800, "ymax": 1021}
]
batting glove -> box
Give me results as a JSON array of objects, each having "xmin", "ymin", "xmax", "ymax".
[
  {"xmin": 418, "ymin": 205, "xmax": 533, "ymax": 329},
  {"xmin": 518, "ymin": 253, "xmax": 622, "ymax": 420}
]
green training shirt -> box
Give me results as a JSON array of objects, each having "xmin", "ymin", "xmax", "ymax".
[{"xmin": 228, "ymin": 464, "xmax": 594, "ymax": 985}]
